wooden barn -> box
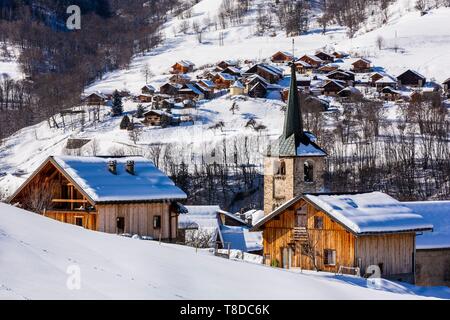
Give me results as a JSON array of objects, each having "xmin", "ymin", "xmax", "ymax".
[
  {"xmin": 244, "ymin": 64, "xmax": 283, "ymax": 84},
  {"xmin": 160, "ymin": 82, "xmax": 182, "ymax": 96},
  {"xmin": 141, "ymin": 85, "xmax": 156, "ymax": 95},
  {"xmin": 217, "ymin": 60, "xmax": 238, "ymax": 70},
  {"xmin": 326, "ymin": 70, "xmax": 355, "ymax": 85},
  {"xmin": 171, "ymin": 60, "xmax": 195, "ymax": 74},
  {"xmin": 8, "ymin": 156, "xmax": 187, "ymax": 240},
  {"xmin": 397, "ymin": 70, "xmax": 426, "ymax": 87},
  {"xmin": 252, "ymin": 192, "xmax": 433, "ymax": 283},
  {"xmin": 294, "ymin": 60, "xmax": 313, "ymax": 74},
  {"xmin": 351, "ymin": 58, "xmax": 371, "ymax": 73},
  {"xmin": 271, "ymin": 51, "xmax": 294, "ymax": 63},
  {"xmin": 315, "ymin": 51, "xmax": 334, "ymax": 63}
]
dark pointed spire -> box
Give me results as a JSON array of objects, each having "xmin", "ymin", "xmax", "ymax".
[{"xmin": 283, "ymin": 61, "xmax": 304, "ymax": 142}]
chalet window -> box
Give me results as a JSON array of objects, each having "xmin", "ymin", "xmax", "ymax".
[
  {"xmin": 295, "ymin": 206, "xmax": 307, "ymax": 227},
  {"xmin": 314, "ymin": 216, "xmax": 323, "ymax": 229},
  {"xmin": 304, "ymin": 161, "xmax": 314, "ymax": 182},
  {"xmin": 116, "ymin": 217, "xmax": 125, "ymax": 233},
  {"xmin": 75, "ymin": 217, "xmax": 83, "ymax": 227},
  {"xmin": 324, "ymin": 249, "xmax": 336, "ymax": 266},
  {"xmin": 153, "ymin": 216, "xmax": 161, "ymax": 229}
]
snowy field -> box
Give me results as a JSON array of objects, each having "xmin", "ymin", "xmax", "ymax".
[{"xmin": 1, "ymin": 203, "xmax": 449, "ymax": 300}]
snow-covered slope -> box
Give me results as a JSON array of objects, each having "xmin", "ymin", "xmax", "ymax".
[
  {"xmin": 0, "ymin": 44, "xmax": 23, "ymax": 81},
  {"xmin": 1, "ymin": 203, "xmax": 449, "ymax": 299}
]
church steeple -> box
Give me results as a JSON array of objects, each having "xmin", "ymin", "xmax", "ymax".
[{"xmin": 283, "ymin": 62, "xmax": 304, "ymax": 143}]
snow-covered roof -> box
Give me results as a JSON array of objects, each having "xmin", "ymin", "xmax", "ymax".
[
  {"xmin": 376, "ymin": 75, "xmax": 397, "ymax": 84},
  {"xmin": 300, "ymin": 54, "xmax": 324, "ymax": 63},
  {"xmin": 402, "ymin": 201, "xmax": 450, "ymax": 249},
  {"xmin": 51, "ymin": 156, "xmax": 187, "ymax": 203},
  {"xmin": 175, "ymin": 60, "xmax": 195, "ymax": 68},
  {"xmin": 179, "ymin": 83, "xmax": 204, "ymax": 96},
  {"xmin": 352, "ymin": 58, "xmax": 371, "ymax": 65},
  {"xmin": 304, "ymin": 192, "xmax": 433, "ymax": 234},
  {"xmin": 218, "ymin": 225, "xmax": 263, "ymax": 252},
  {"xmin": 218, "ymin": 72, "xmax": 236, "ymax": 81},
  {"xmin": 199, "ymin": 79, "xmax": 215, "ymax": 88},
  {"xmin": 398, "ymin": 69, "xmax": 426, "ymax": 80},
  {"xmin": 142, "ymin": 84, "xmax": 156, "ymax": 91},
  {"xmin": 179, "ymin": 205, "xmax": 221, "ymax": 230},
  {"xmin": 294, "ymin": 60, "xmax": 311, "ymax": 67},
  {"xmin": 231, "ymin": 80, "xmax": 244, "ymax": 89},
  {"xmin": 144, "ymin": 109, "xmax": 172, "ymax": 117}
]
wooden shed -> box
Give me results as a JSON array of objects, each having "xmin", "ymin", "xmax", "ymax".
[
  {"xmin": 252, "ymin": 192, "xmax": 433, "ymax": 283},
  {"xmin": 397, "ymin": 70, "xmax": 426, "ymax": 87},
  {"xmin": 351, "ymin": 58, "xmax": 371, "ymax": 73},
  {"xmin": 8, "ymin": 156, "xmax": 187, "ymax": 241}
]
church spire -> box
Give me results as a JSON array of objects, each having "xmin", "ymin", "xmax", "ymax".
[{"xmin": 283, "ymin": 61, "xmax": 304, "ymax": 142}]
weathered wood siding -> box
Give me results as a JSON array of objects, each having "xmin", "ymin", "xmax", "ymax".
[
  {"xmin": 263, "ymin": 200, "xmax": 356, "ymax": 271},
  {"xmin": 96, "ymin": 203, "xmax": 175, "ymax": 239},
  {"xmin": 44, "ymin": 211, "xmax": 97, "ymax": 230},
  {"xmin": 356, "ymin": 233, "xmax": 415, "ymax": 277}
]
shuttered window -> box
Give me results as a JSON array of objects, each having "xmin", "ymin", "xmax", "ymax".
[
  {"xmin": 314, "ymin": 216, "xmax": 323, "ymax": 229},
  {"xmin": 153, "ymin": 216, "xmax": 161, "ymax": 229}
]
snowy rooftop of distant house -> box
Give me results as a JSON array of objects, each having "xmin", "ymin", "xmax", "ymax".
[
  {"xmin": 174, "ymin": 60, "xmax": 194, "ymax": 67},
  {"xmin": 402, "ymin": 201, "xmax": 450, "ymax": 249},
  {"xmin": 178, "ymin": 205, "xmax": 221, "ymax": 230},
  {"xmin": 304, "ymin": 192, "xmax": 433, "ymax": 234},
  {"xmin": 218, "ymin": 72, "xmax": 236, "ymax": 81},
  {"xmin": 231, "ymin": 80, "xmax": 244, "ymax": 89},
  {"xmin": 51, "ymin": 156, "xmax": 187, "ymax": 203},
  {"xmin": 218, "ymin": 225, "xmax": 263, "ymax": 252}
]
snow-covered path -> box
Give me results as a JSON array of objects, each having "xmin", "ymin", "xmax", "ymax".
[{"xmin": 1, "ymin": 204, "xmax": 449, "ymax": 300}]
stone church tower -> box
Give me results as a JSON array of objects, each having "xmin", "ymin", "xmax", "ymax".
[{"xmin": 264, "ymin": 63, "xmax": 327, "ymax": 214}]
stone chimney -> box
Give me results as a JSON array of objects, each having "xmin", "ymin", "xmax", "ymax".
[
  {"xmin": 108, "ymin": 160, "xmax": 117, "ymax": 174},
  {"xmin": 126, "ymin": 160, "xmax": 135, "ymax": 175}
]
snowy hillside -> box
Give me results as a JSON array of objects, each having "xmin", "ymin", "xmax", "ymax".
[
  {"xmin": 1, "ymin": 203, "xmax": 449, "ymax": 299},
  {"xmin": 0, "ymin": 44, "xmax": 23, "ymax": 81}
]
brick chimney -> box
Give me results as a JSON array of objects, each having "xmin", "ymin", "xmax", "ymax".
[
  {"xmin": 108, "ymin": 160, "xmax": 117, "ymax": 174},
  {"xmin": 126, "ymin": 160, "xmax": 135, "ymax": 175}
]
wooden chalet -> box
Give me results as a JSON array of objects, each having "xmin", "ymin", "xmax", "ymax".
[
  {"xmin": 338, "ymin": 86, "xmax": 362, "ymax": 99},
  {"xmin": 143, "ymin": 110, "xmax": 173, "ymax": 127},
  {"xmin": 294, "ymin": 60, "xmax": 313, "ymax": 74},
  {"xmin": 221, "ymin": 66, "xmax": 242, "ymax": 77},
  {"xmin": 380, "ymin": 86, "xmax": 401, "ymax": 101},
  {"xmin": 318, "ymin": 64, "xmax": 339, "ymax": 74},
  {"xmin": 217, "ymin": 60, "xmax": 238, "ymax": 70},
  {"xmin": 141, "ymin": 85, "xmax": 156, "ymax": 95},
  {"xmin": 84, "ymin": 92, "xmax": 107, "ymax": 106},
  {"xmin": 178, "ymin": 83, "xmax": 205, "ymax": 100},
  {"xmin": 213, "ymin": 72, "xmax": 236, "ymax": 89},
  {"xmin": 320, "ymin": 80, "xmax": 346, "ymax": 96},
  {"xmin": 137, "ymin": 94, "xmax": 152, "ymax": 103},
  {"xmin": 351, "ymin": 58, "xmax": 371, "ymax": 73},
  {"xmin": 8, "ymin": 156, "xmax": 187, "ymax": 240},
  {"xmin": 375, "ymin": 75, "xmax": 398, "ymax": 90},
  {"xmin": 326, "ymin": 70, "xmax": 355, "ymax": 85},
  {"xmin": 195, "ymin": 80, "xmax": 216, "ymax": 99},
  {"xmin": 298, "ymin": 55, "xmax": 323, "ymax": 68},
  {"xmin": 160, "ymin": 82, "xmax": 182, "ymax": 96},
  {"xmin": 331, "ymin": 51, "xmax": 349, "ymax": 59},
  {"xmin": 248, "ymin": 81, "xmax": 267, "ymax": 98},
  {"xmin": 169, "ymin": 73, "xmax": 191, "ymax": 85},
  {"xmin": 171, "ymin": 60, "xmax": 195, "ymax": 74},
  {"xmin": 397, "ymin": 70, "xmax": 426, "ymax": 87},
  {"xmin": 271, "ymin": 51, "xmax": 294, "ymax": 63},
  {"xmin": 252, "ymin": 192, "xmax": 432, "ymax": 283},
  {"xmin": 315, "ymin": 51, "xmax": 334, "ymax": 63},
  {"xmin": 244, "ymin": 64, "xmax": 283, "ymax": 84}
]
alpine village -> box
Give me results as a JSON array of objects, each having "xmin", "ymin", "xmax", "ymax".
[{"xmin": 1, "ymin": 0, "xmax": 450, "ymax": 300}]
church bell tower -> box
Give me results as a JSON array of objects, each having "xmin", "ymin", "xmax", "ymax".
[{"xmin": 264, "ymin": 62, "xmax": 327, "ymax": 214}]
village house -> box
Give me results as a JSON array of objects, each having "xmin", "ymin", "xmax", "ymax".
[
  {"xmin": 178, "ymin": 83, "xmax": 205, "ymax": 100},
  {"xmin": 271, "ymin": 51, "xmax": 294, "ymax": 63},
  {"xmin": 84, "ymin": 92, "xmax": 107, "ymax": 106},
  {"xmin": 294, "ymin": 60, "xmax": 313, "ymax": 74},
  {"xmin": 248, "ymin": 81, "xmax": 267, "ymax": 98},
  {"xmin": 298, "ymin": 55, "xmax": 323, "ymax": 68},
  {"xmin": 217, "ymin": 60, "xmax": 238, "ymax": 70},
  {"xmin": 320, "ymin": 80, "xmax": 346, "ymax": 96},
  {"xmin": 169, "ymin": 73, "xmax": 192, "ymax": 85},
  {"xmin": 171, "ymin": 60, "xmax": 195, "ymax": 74},
  {"xmin": 142, "ymin": 109, "xmax": 173, "ymax": 127},
  {"xmin": 221, "ymin": 66, "xmax": 242, "ymax": 77},
  {"xmin": 369, "ymin": 72, "xmax": 384, "ymax": 84},
  {"xmin": 351, "ymin": 58, "xmax": 371, "ymax": 73},
  {"xmin": 141, "ymin": 84, "xmax": 156, "ymax": 95},
  {"xmin": 375, "ymin": 75, "xmax": 398, "ymax": 90},
  {"xmin": 331, "ymin": 50, "xmax": 349, "ymax": 59},
  {"xmin": 326, "ymin": 70, "xmax": 355, "ymax": 86},
  {"xmin": 397, "ymin": 69, "xmax": 426, "ymax": 87},
  {"xmin": 318, "ymin": 63, "xmax": 339, "ymax": 74},
  {"xmin": 137, "ymin": 94, "xmax": 153, "ymax": 103},
  {"xmin": 380, "ymin": 86, "xmax": 402, "ymax": 101},
  {"xmin": 244, "ymin": 63, "xmax": 284, "ymax": 84},
  {"xmin": 213, "ymin": 72, "xmax": 236, "ymax": 89},
  {"xmin": 252, "ymin": 192, "xmax": 433, "ymax": 283},
  {"xmin": 160, "ymin": 82, "xmax": 182, "ymax": 96},
  {"xmin": 230, "ymin": 80, "xmax": 245, "ymax": 96},
  {"xmin": 8, "ymin": 156, "xmax": 187, "ymax": 240},
  {"xmin": 315, "ymin": 51, "xmax": 334, "ymax": 63},
  {"xmin": 338, "ymin": 86, "xmax": 363, "ymax": 99}
]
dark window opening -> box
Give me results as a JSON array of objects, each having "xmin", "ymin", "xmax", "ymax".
[
  {"xmin": 314, "ymin": 216, "xmax": 323, "ymax": 229},
  {"xmin": 117, "ymin": 217, "xmax": 125, "ymax": 233},
  {"xmin": 276, "ymin": 160, "xmax": 286, "ymax": 175},
  {"xmin": 153, "ymin": 216, "xmax": 161, "ymax": 229},
  {"xmin": 324, "ymin": 249, "xmax": 336, "ymax": 266},
  {"xmin": 75, "ymin": 217, "xmax": 83, "ymax": 227},
  {"xmin": 304, "ymin": 161, "xmax": 314, "ymax": 182},
  {"xmin": 295, "ymin": 206, "xmax": 307, "ymax": 227}
]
